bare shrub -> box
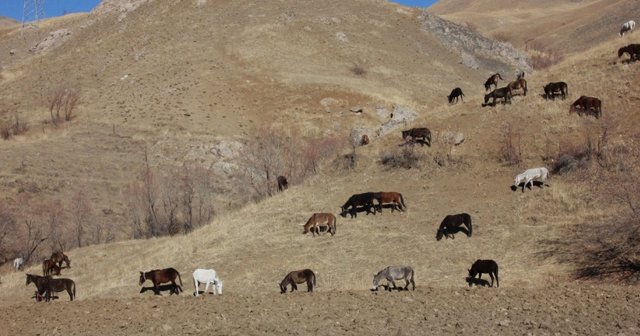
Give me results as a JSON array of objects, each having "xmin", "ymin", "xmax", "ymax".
[
  {"xmin": 333, "ymin": 145, "xmax": 358, "ymax": 171},
  {"xmin": 0, "ymin": 114, "xmax": 29, "ymax": 140},
  {"xmin": 349, "ymin": 63, "xmax": 366, "ymax": 76},
  {"xmin": 380, "ymin": 143, "xmax": 422, "ymax": 169},
  {"xmin": 69, "ymin": 190, "xmax": 92, "ymax": 248},
  {"xmin": 464, "ymin": 21, "xmax": 478, "ymax": 33},
  {"xmin": 499, "ymin": 123, "xmax": 522, "ymax": 165},
  {"xmin": 526, "ymin": 41, "xmax": 564, "ymax": 70},
  {"xmin": 0, "ymin": 121, "xmax": 10, "ymax": 140},
  {"xmin": 492, "ymin": 31, "xmax": 511, "ymax": 42},
  {"xmin": 0, "ymin": 202, "xmax": 17, "ymax": 263},
  {"xmin": 48, "ymin": 86, "xmax": 80, "ymax": 126}
]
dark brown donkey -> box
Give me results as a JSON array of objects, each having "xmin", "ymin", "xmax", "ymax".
[
  {"xmin": 27, "ymin": 274, "xmax": 76, "ymax": 301},
  {"xmin": 484, "ymin": 73, "xmax": 503, "ymax": 91},
  {"xmin": 618, "ymin": 44, "xmax": 640, "ymax": 62},
  {"xmin": 139, "ymin": 268, "xmax": 183, "ymax": 295},
  {"xmin": 279, "ymin": 269, "xmax": 316, "ymax": 294},
  {"xmin": 570, "ymin": 96, "xmax": 602, "ymax": 119},
  {"xmin": 43, "ymin": 259, "xmax": 61, "ymax": 276},
  {"xmin": 50, "ymin": 251, "xmax": 71, "ymax": 268},
  {"xmin": 468, "ymin": 259, "xmax": 499, "ymax": 288}
]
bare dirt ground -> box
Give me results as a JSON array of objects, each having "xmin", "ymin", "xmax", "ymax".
[{"xmin": 2, "ymin": 286, "xmax": 639, "ymax": 336}]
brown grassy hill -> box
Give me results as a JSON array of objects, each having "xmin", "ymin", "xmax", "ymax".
[
  {"xmin": 0, "ymin": 0, "xmax": 526, "ymax": 246},
  {"xmin": 429, "ymin": 0, "xmax": 640, "ymax": 55},
  {"xmin": 0, "ymin": 16, "xmax": 17, "ymax": 29}
]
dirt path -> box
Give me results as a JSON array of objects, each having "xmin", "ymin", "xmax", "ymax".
[{"xmin": 3, "ymin": 285, "xmax": 639, "ymax": 335}]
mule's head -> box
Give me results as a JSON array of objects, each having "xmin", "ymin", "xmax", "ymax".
[
  {"xmin": 26, "ymin": 274, "xmax": 32, "ymax": 286},
  {"xmin": 215, "ymin": 281, "xmax": 223, "ymax": 295},
  {"xmin": 63, "ymin": 255, "xmax": 71, "ymax": 268},
  {"xmin": 435, "ymin": 228, "xmax": 444, "ymax": 241},
  {"xmin": 618, "ymin": 47, "xmax": 625, "ymax": 58},
  {"xmin": 279, "ymin": 282, "xmax": 287, "ymax": 294},
  {"xmin": 468, "ymin": 268, "xmax": 477, "ymax": 278},
  {"xmin": 139, "ymin": 272, "xmax": 146, "ymax": 286},
  {"xmin": 401, "ymin": 130, "xmax": 410, "ymax": 140},
  {"xmin": 371, "ymin": 272, "xmax": 383, "ymax": 291},
  {"xmin": 484, "ymin": 94, "xmax": 491, "ymax": 104},
  {"xmin": 339, "ymin": 207, "xmax": 348, "ymax": 218}
]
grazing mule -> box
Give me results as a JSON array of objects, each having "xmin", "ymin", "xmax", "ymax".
[
  {"xmin": 139, "ymin": 268, "xmax": 183, "ymax": 295},
  {"xmin": 26, "ymin": 274, "xmax": 76, "ymax": 301},
  {"xmin": 373, "ymin": 192, "xmax": 406, "ymax": 213},
  {"xmin": 468, "ymin": 259, "xmax": 499, "ymax": 288},
  {"xmin": 620, "ymin": 20, "xmax": 636, "ymax": 36},
  {"xmin": 514, "ymin": 167, "xmax": 549, "ymax": 192},
  {"xmin": 279, "ymin": 269, "xmax": 316, "ymax": 294},
  {"xmin": 372, "ymin": 266, "xmax": 415, "ymax": 291},
  {"xmin": 447, "ymin": 87, "xmax": 465, "ymax": 104},
  {"xmin": 192, "ymin": 268, "xmax": 223, "ymax": 296},
  {"xmin": 43, "ymin": 259, "xmax": 61, "ymax": 276},
  {"xmin": 361, "ymin": 134, "xmax": 370, "ymax": 146},
  {"xmin": 436, "ymin": 213, "xmax": 472, "ymax": 241},
  {"xmin": 340, "ymin": 192, "xmax": 377, "ymax": 218},
  {"xmin": 277, "ymin": 175, "xmax": 289, "ymax": 192},
  {"xmin": 484, "ymin": 73, "xmax": 503, "ymax": 91},
  {"xmin": 401, "ymin": 127, "xmax": 432, "ymax": 147},
  {"xmin": 507, "ymin": 78, "xmax": 527, "ymax": 96},
  {"xmin": 543, "ymin": 82, "xmax": 568, "ymax": 100},
  {"xmin": 13, "ymin": 257, "xmax": 24, "ymax": 271},
  {"xmin": 570, "ymin": 96, "xmax": 602, "ymax": 119},
  {"xmin": 302, "ymin": 213, "xmax": 336, "ymax": 236},
  {"xmin": 50, "ymin": 251, "xmax": 71, "ymax": 268},
  {"xmin": 618, "ymin": 44, "xmax": 640, "ymax": 62},
  {"xmin": 484, "ymin": 87, "xmax": 512, "ymax": 106}
]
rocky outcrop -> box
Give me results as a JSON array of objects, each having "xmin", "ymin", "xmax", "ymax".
[{"xmin": 420, "ymin": 11, "xmax": 532, "ymax": 75}]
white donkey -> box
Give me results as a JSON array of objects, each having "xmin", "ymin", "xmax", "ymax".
[
  {"xmin": 620, "ymin": 20, "xmax": 636, "ymax": 37},
  {"xmin": 193, "ymin": 268, "xmax": 223, "ymax": 296},
  {"xmin": 13, "ymin": 257, "xmax": 24, "ymax": 271},
  {"xmin": 514, "ymin": 167, "xmax": 549, "ymax": 192}
]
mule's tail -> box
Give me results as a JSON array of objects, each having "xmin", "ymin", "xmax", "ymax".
[
  {"xmin": 400, "ymin": 193, "xmax": 407, "ymax": 211},
  {"xmin": 466, "ymin": 215, "xmax": 473, "ymax": 237}
]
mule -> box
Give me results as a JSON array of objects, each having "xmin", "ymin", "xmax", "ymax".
[
  {"xmin": 361, "ymin": 134, "xmax": 370, "ymax": 146},
  {"xmin": 372, "ymin": 266, "xmax": 415, "ymax": 291},
  {"xmin": 50, "ymin": 251, "xmax": 71, "ymax": 268},
  {"xmin": 43, "ymin": 259, "xmax": 61, "ymax": 276},
  {"xmin": 401, "ymin": 127, "xmax": 432, "ymax": 147},
  {"xmin": 507, "ymin": 78, "xmax": 527, "ymax": 96},
  {"xmin": 543, "ymin": 82, "xmax": 568, "ymax": 100},
  {"xmin": 192, "ymin": 268, "xmax": 223, "ymax": 296},
  {"xmin": 277, "ymin": 175, "xmax": 288, "ymax": 191},
  {"xmin": 618, "ymin": 44, "xmax": 640, "ymax": 62},
  {"xmin": 483, "ymin": 87, "xmax": 512, "ymax": 106},
  {"xmin": 484, "ymin": 73, "xmax": 503, "ymax": 91},
  {"xmin": 26, "ymin": 274, "xmax": 75, "ymax": 301},
  {"xmin": 468, "ymin": 259, "xmax": 499, "ymax": 288},
  {"xmin": 514, "ymin": 167, "xmax": 549, "ymax": 192},
  {"xmin": 279, "ymin": 269, "xmax": 316, "ymax": 294},
  {"xmin": 139, "ymin": 268, "xmax": 183, "ymax": 295},
  {"xmin": 570, "ymin": 96, "xmax": 602, "ymax": 119},
  {"xmin": 620, "ymin": 20, "xmax": 636, "ymax": 37},
  {"xmin": 340, "ymin": 192, "xmax": 377, "ymax": 218},
  {"xmin": 436, "ymin": 213, "xmax": 472, "ymax": 241},
  {"xmin": 447, "ymin": 87, "xmax": 465, "ymax": 104},
  {"xmin": 373, "ymin": 192, "xmax": 406, "ymax": 213},
  {"xmin": 13, "ymin": 257, "xmax": 24, "ymax": 271},
  {"xmin": 302, "ymin": 213, "xmax": 336, "ymax": 236}
]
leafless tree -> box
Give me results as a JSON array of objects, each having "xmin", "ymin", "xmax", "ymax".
[{"xmin": 69, "ymin": 190, "xmax": 92, "ymax": 248}]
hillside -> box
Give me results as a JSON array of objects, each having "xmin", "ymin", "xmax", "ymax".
[{"xmin": 429, "ymin": 0, "xmax": 640, "ymax": 55}]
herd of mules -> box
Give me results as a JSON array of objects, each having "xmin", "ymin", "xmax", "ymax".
[{"xmin": 16, "ymin": 22, "xmax": 638, "ymax": 303}]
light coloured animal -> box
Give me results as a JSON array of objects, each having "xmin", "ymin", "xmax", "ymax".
[
  {"xmin": 514, "ymin": 167, "xmax": 549, "ymax": 191},
  {"xmin": 13, "ymin": 257, "xmax": 24, "ymax": 271},
  {"xmin": 372, "ymin": 265, "xmax": 415, "ymax": 291},
  {"xmin": 302, "ymin": 213, "xmax": 336, "ymax": 236},
  {"xmin": 192, "ymin": 268, "xmax": 223, "ymax": 296},
  {"xmin": 620, "ymin": 20, "xmax": 636, "ymax": 36}
]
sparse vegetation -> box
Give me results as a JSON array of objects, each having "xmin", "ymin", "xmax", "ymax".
[
  {"xmin": 492, "ymin": 31, "xmax": 511, "ymax": 43},
  {"xmin": 349, "ymin": 63, "xmax": 367, "ymax": 76},
  {"xmin": 380, "ymin": 143, "xmax": 422, "ymax": 169},
  {"xmin": 0, "ymin": 114, "xmax": 29, "ymax": 140},
  {"xmin": 499, "ymin": 123, "xmax": 521, "ymax": 165},
  {"xmin": 526, "ymin": 41, "xmax": 564, "ymax": 70},
  {"xmin": 48, "ymin": 86, "xmax": 80, "ymax": 126}
]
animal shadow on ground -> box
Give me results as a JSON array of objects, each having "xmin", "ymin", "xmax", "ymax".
[
  {"xmin": 369, "ymin": 285, "xmax": 410, "ymax": 292},
  {"xmin": 400, "ymin": 139, "xmax": 430, "ymax": 147},
  {"xmin": 32, "ymin": 292, "xmax": 58, "ymax": 301},
  {"xmin": 347, "ymin": 205, "xmax": 377, "ymax": 217},
  {"xmin": 465, "ymin": 276, "xmax": 491, "ymax": 287},
  {"xmin": 140, "ymin": 284, "xmax": 182, "ymax": 295},
  {"xmin": 510, "ymin": 181, "xmax": 548, "ymax": 192}
]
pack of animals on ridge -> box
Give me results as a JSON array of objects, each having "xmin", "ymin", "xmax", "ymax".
[{"xmin": 12, "ymin": 20, "xmax": 638, "ymax": 302}]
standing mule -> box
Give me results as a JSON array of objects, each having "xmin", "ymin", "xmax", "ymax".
[
  {"xmin": 468, "ymin": 260, "xmax": 499, "ymax": 288},
  {"xmin": 193, "ymin": 268, "xmax": 223, "ymax": 296},
  {"xmin": 484, "ymin": 73, "xmax": 503, "ymax": 91},
  {"xmin": 139, "ymin": 268, "xmax": 183, "ymax": 295},
  {"xmin": 372, "ymin": 266, "xmax": 415, "ymax": 291},
  {"xmin": 447, "ymin": 87, "xmax": 465, "ymax": 104},
  {"xmin": 302, "ymin": 213, "xmax": 336, "ymax": 236}
]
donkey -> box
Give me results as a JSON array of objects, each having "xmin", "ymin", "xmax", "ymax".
[
  {"xmin": 468, "ymin": 259, "xmax": 499, "ymax": 288},
  {"xmin": 340, "ymin": 192, "xmax": 377, "ymax": 218},
  {"xmin": 543, "ymin": 82, "xmax": 568, "ymax": 100},
  {"xmin": 570, "ymin": 96, "xmax": 602, "ymax": 119},
  {"xmin": 618, "ymin": 44, "xmax": 640, "ymax": 62},
  {"xmin": 484, "ymin": 73, "xmax": 503, "ymax": 91},
  {"xmin": 507, "ymin": 78, "xmax": 527, "ymax": 96},
  {"xmin": 373, "ymin": 192, "xmax": 406, "ymax": 213},
  {"xmin": 620, "ymin": 20, "xmax": 636, "ymax": 37},
  {"xmin": 139, "ymin": 268, "xmax": 183, "ymax": 295},
  {"xmin": 447, "ymin": 87, "xmax": 465, "ymax": 104},
  {"xmin": 26, "ymin": 274, "xmax": 76, "ymax": 301},
  {"xmin": 192, "ymin": 268, "xmax": 223, "ymax": 296},
  {"xmin": 279, "ymin": 269, "xmax": 316, "ymax": 294},
  {"xmin": 43, "ymin": 259, "xmax": 61, "ymax": 276},
  {"xmin": 372, "ymin": 266, "xmax": 415, "ymax": 291},
  {"xmin": 514, "ymin": 167, "xmax": 549, "ymax": 192},
  {"xmin": 13, "ymin": 257, "xmax": 24, "ymax": 271},
  {"xmin": 302, "ymin": 213, "xmax": 336, "ymax": 236},
  {"xmin": 277, "ymin": 175, "xmax": 289, "ymax": 191},
  {"xmin": 483, "ymin": 87, "xmax": 512, "ymax": 106},
  {"xmin": 436, "ymin": 213, "xmax": 472, "ymax": 241}
]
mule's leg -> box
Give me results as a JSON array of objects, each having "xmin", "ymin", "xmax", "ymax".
[
  {"xmin": 204, "ymin": 281, "xmax": 210, "ymax": 295},
  {"xmin": 307, "ymin": 279, "xmax": 313, "ymax": 292},
  {"xmin": 489, "ymin": 273, "xmax": 495, "ymax": 288}
]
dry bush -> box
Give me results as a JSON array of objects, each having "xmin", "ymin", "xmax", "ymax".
[
  {"xmin": 0, "ymin": 115, "xmax": 29, "ymax": 140},
  {"xmin": 380, "ymin": 143, "xmax": 422, "ymax": 169},
  {"xmin": 492, "ymin": 31, "xmax": 511, "ymax": 42},
  {"xmin": 499, "ymin": 123, "xmax": 522, "ymax": 165},
  {"xmin": 349, "ymin": 63, "xmax": 366, "ymax": 76},
  {"xmin": 48, "ymin": 86, "xmax": 80, "ymax": 126},
  {"xmin": 464, "ymin": 21, "xmax": 478, "ymax": 33},
  {"xmin": 526, "ymin": 41, "xmax": 564, "ymax": 70},
  {"xmin": 304, "ymin": 134, "xmax": 350, "ymax": 174}
]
